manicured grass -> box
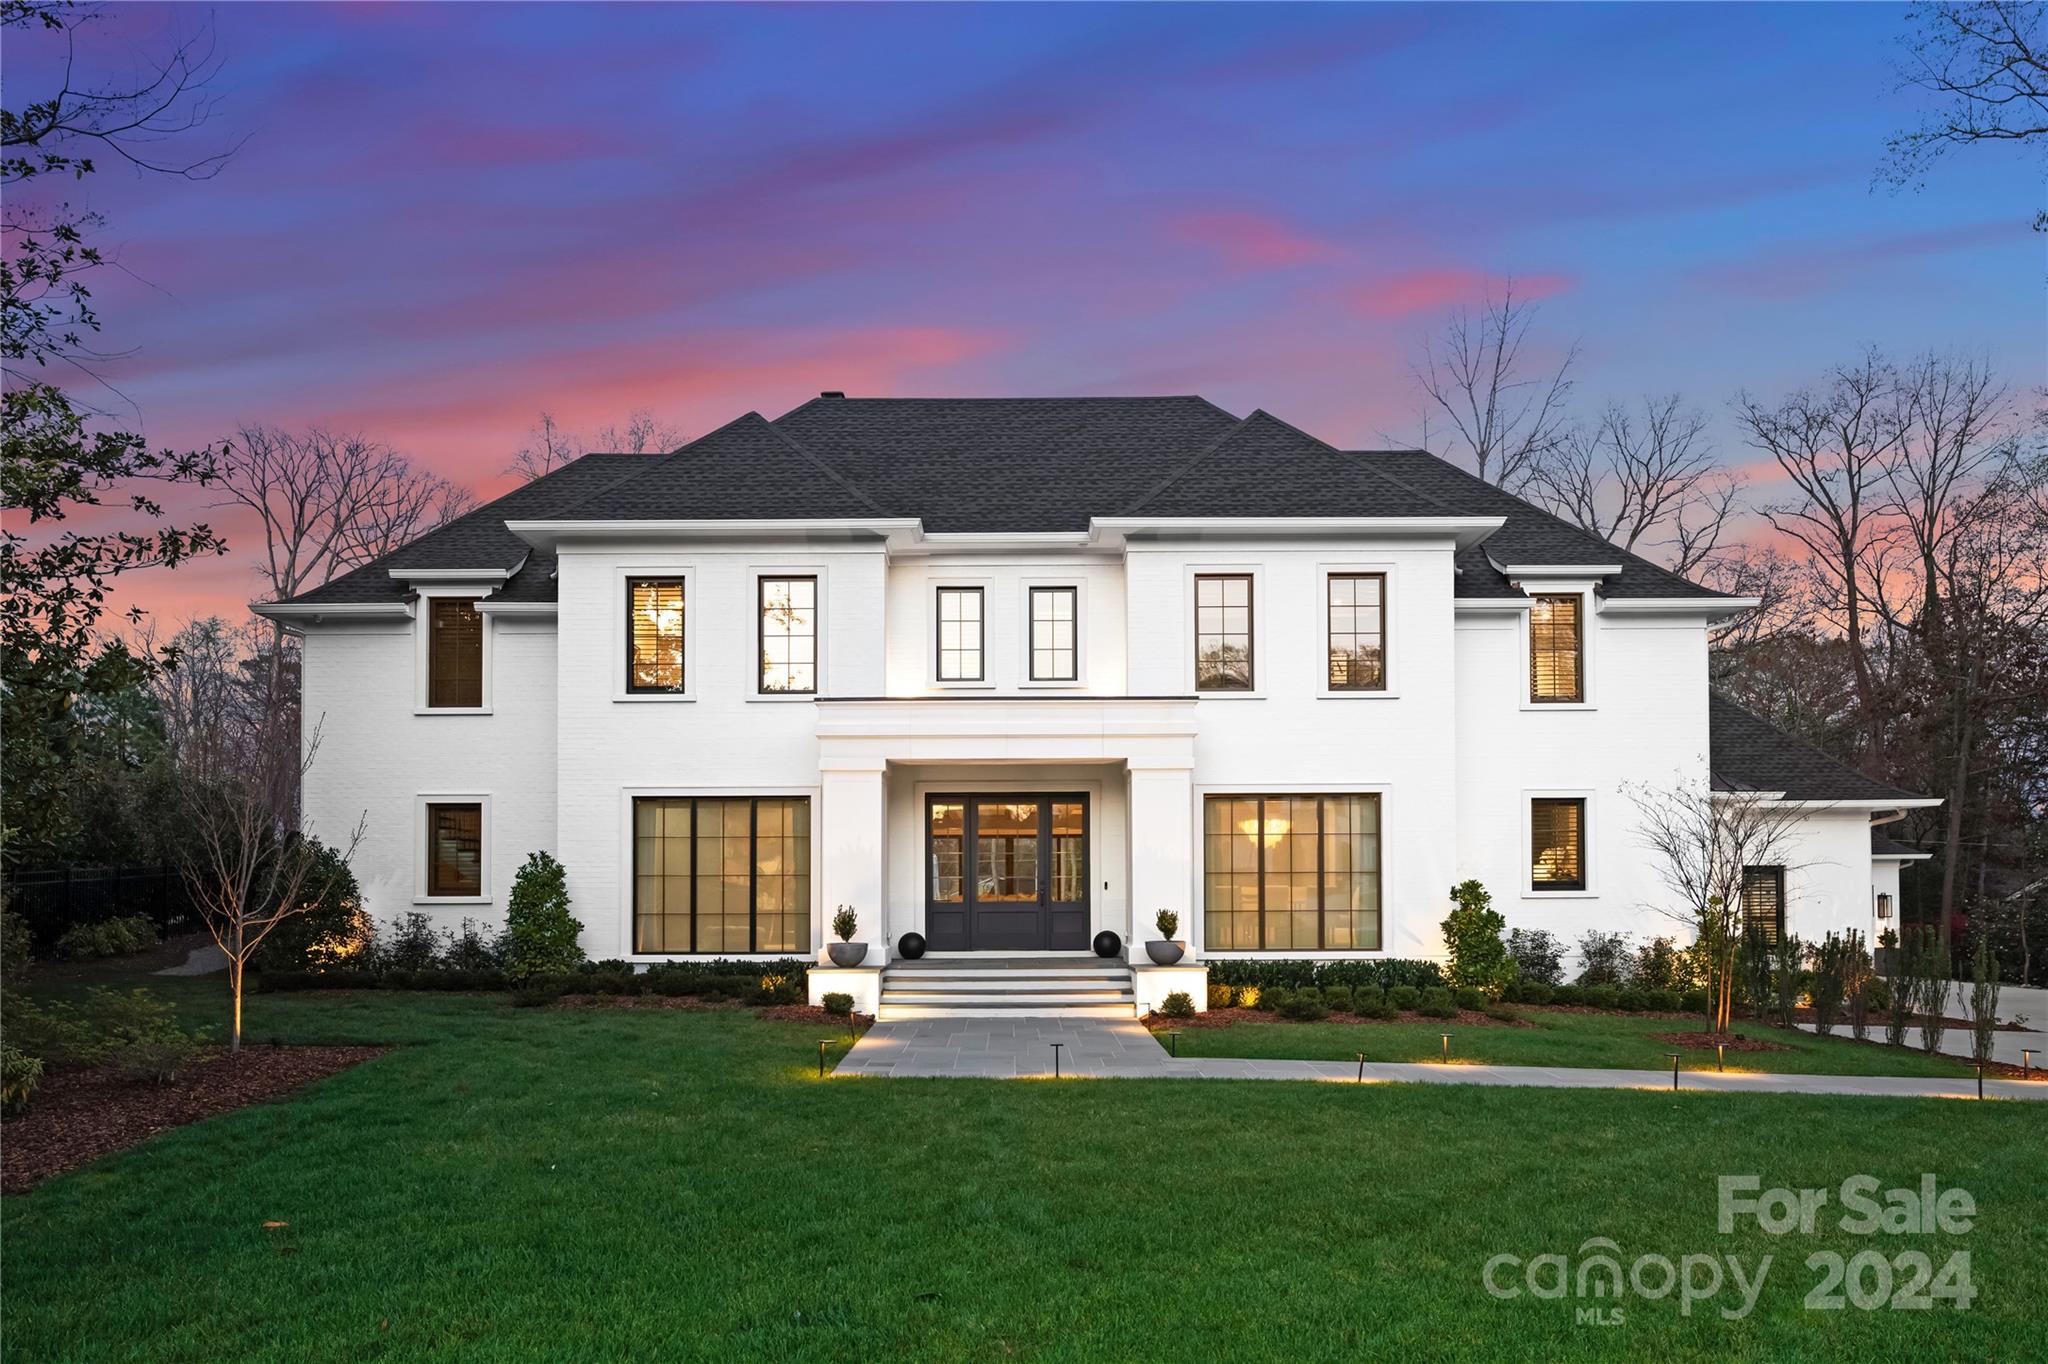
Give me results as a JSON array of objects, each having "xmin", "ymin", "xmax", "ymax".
[
  {"xmin": 4, "ymin": 977, "xmax": 2042, "ymax": 1362},
  {"xmin": 1151, "ymin": 1008, "xmax": 1977, "ymax": 1077}
]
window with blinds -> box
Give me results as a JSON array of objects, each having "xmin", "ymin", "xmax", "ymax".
[
  {"xmin": 1327, "ymin": 573, "xmax": 1386, "ymax": 690},
  {"xmin": 1529, "ymin": 594, "xmax": 1583, "ymax": 702},
  {"xmin": 1741, "ymin": 865, "xmax": 1785, "ymax": 945},
  {"xmin": 426, "ymin": 802, "xmax": 483, "ymax": 897},
  {"xmin": 1530, "ymin": 797, "xmax": 1586, "ymax": 890},
  {"xmin": 426, "ymin": 598, "xmax": 484, "ymax": 708},
  {"xmin": 627, "ymin": 578, "xmax": 686, "ymax": 693}
]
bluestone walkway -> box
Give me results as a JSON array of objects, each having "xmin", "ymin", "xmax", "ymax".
[{"xmin": 835, "ymin": 1018, "xmax": 2048, "ymax": 1100}]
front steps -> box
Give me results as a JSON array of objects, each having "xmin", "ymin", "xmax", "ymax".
[{"xmin": 877, "ymin": 956, "xmax": 1138, "ymax": 1020}]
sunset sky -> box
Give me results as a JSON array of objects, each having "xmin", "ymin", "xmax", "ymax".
[{"xmin": 7, "ymin": 2, "xmax": 2038, "ymax": 630}]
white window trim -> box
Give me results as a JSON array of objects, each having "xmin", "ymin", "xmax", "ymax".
[
  {"xmin": 1316, "ymin": 561, "xmax": 1399, "ymax": 700},
  {"xmin": 1523, "ymin": 787, "xmax": 1597, "ymax": 898},
  {"xmin": 750, "ymin": 564, "xmax": 828, "ymax": 702},
  {"xmin": 616, "ymin": 785, "xmax": 821, "ymax": 963},
  {"xmin": 1018, "ymin": 578, "xmax": 1086, "ymax": 689},
  {"xmin": 1186, "ymin": 564, "xmax": 1264, "ymax": 700},
  {"xmin": 615, "ymin": 563, "xmax": 696, "ymax": 703},
  {"xmin": 1518, "ymin": 584, "xmax": 1598, "ymax": 711},
  {"xmin": 930, "ymin": 579, "xmax": 994, "ymax": 690},
  {"xmin": 413, "ymin": 586, "xmax": 493, "ymax": 715},
  {"xmin": 415, "ymin": 792, "xmax": 492, "ymax": 904},
  {"xmin": 1192, "ymin": 783, "xmax": 1393, "ymax": 956}
]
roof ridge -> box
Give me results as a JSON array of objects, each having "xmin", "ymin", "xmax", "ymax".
[
  {"xmin": 759, "ymin": 419, "xmax": 894, "ymax": 519},
  {"xmin": 541, "ymin": 411, "xmax": 774, "ymax": 520},
  {"xmin": 1118, "ymin": 411, "xmax": 1256, "ymax": 516}
]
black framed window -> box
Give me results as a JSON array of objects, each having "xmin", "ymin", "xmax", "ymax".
[
  {"xmin": 627, "ymin": 578, "xmax": 686, "ymax": 693},
  {"xmin": 1029, "ymin": 586, "xmax": 1077, "ymax": 681},
  {"xmin": 1531, "ymin": 797, "xmax": 1586, "ymax": 890},
  {"xmin": 1327, "ymin": 573, "xmax": 1386, "ymax": 690},
  {"xmin": 426, "ymin": 598, "xmax": 483, "ymax": 708},
  {"xmin": 1195, "ymin": 574, "xmax": 1253, "ymax": 691},
  {"xmin": 1203, "ymin": 795, "xmax": 1380, "ymax": 950},
  {"xmin": 1741, "ymin": 865, "xmax": 1785, "ymax": 945},
  {"xmin": 1530, "ymin": 595, "xmax": 1583, "ymax": 702},
  {"xmin": 759, "ymin": 576, "xmax": 817, "ymax": 694},
  {"xmin": 936, "ymin": 587, "xmax": 984, "ymax": 681},
  {"xmin": 633, "ymin": 796, "xmax": 811, "ymax": 954},
  {"xmin": 426, "ymin": 802, "xmax": 482, "ymax": 897}
]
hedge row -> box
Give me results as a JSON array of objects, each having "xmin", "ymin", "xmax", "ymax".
[
  {"xmin": 1504, "ymin": 979, "xmax": 1706, "ymax": 1013},
  {"xmin": 256, "ymin": 957, "xmax": 813, "ymax": 999},
  {"xmin": 1203, "ymin": 958, "xmax": 1446, "ymax": 992}
]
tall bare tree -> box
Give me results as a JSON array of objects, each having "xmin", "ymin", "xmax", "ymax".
[
  {"xmin": 1880, "ymin": 1, "xmax": 2048, "ymax": 229},
  {"xmin": 1410, "ymin": 282, "xmax": 1577, "ymax": 492},
  {"xmin": 506, "ymin": 407, "xmax": 681, "ymax": 483},
  {"xmin": 1532, "ymin": 394, "xmax": 1739, "ymax": 574}
]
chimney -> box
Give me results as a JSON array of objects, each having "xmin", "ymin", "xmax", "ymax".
[{"xmin": 818, "ymin": 390, "xmax": 845, "ymax": 400}]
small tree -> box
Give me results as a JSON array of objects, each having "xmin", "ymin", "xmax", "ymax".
[
  {"xmin": 1810, "ymin": 932, "xmax": 1851, "ymax": 1035},
  {"xmin": 1881, "ymin": 929, "xmax": 1916, "ymax": 1047},
  {"xmin": 1967, "ymin": 935, "xmax": 2001, "ymax": 1068},
  {"xmin": 1440, "ymin": 880, "xmax": 1514, "ymax": 996},
  {"xmin": 254, "ymin": 838, "xmax": 374, "ymax": 973},
  {"xmin": 1843, "ymin": 930, "xmax": 1875, "ymax": 1041},
  {"xmin": 503, "ymin": 851, "xmax": 584, "ymax": 981},
  {"xmin": 1504, "ymin": 927, "xmax": 1564, "ymax": 985},
  {"xmin": 1575, "ymin": 930, "xmax": 1632, "ymax": 986},
  {"xmin": 1919, "ymin": 939, "xmax": 1954, "ymax": 1055}
]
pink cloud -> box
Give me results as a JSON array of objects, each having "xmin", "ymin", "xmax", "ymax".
[
  {"xmin": 1689, "ymin": 221, "xmax": 2016, "ymax": 300},
  {"xmin": 1348, "ymin": 268, "xmax": 1575, "ymax": 319},
  {"xmin": 1173, "ymin": 210, "xmax": 1342, "ymax": 270}
]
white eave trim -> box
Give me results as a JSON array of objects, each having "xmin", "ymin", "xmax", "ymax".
[
  {"xmin": 1874, "ymin": 851, "xmax": 1935, "ymax": 863},
  {"xmin": 387, "ymin": 562, "xmax": 519, "ymax": 585},
  {"xmin": 1454, "ymin": 597, "xmax": 1533, "ymax": 614},
  {"xmin": 1486, "ymin": 554, "xmax": 1623, "ymax": 578},
  {"xmin": 1713, "ymin": 794, "xmax": 1945, "ymax": 813},
  {"xmin": 1090, "ymin": 516, "xmax": 1505, "ymax": 549},
  {"xmin": 505, "ymin": 518, "xmax": 922, "ymax": 552},
  {"xmin": 473, "ymin": 600, "xmax": 557, "ymax": 618},
  {"xmin": 250, "ymin": 600, "xmax": 415, "ymax": 624},
  {"xmin": 1599, "ymin": 596, "xmax": 1760, "ymax": 621}
]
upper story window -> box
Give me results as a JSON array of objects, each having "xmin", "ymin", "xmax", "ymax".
[
  {"xmin": 426, "ymin": 598, "xmax": 484, "ymax": 708},
  {"xmin": 627, "ymin": 578, "xmax": 686, "ymax": 693},
  {"xmin": 1326, "ymin": 573, "xmax": 1386, "ymax": 691},
  {"xmin": 1531, "ymin": 797, "xmax": 1586, "ymax": 891},
  {"xmin": 1529, "ymin": 594, "xmax": 1583, "ymax": 703},
  {"xmin": 936, "ymin": 587, "xmax": 984, "ymax": 681},
  {"xmin": 1194, "ymin": 574, "xmax": 1253, "ymax": 691},
  {"xmin": 1029, "ymin": 586, "xmax": 1077, "ymax": 682},
  {"xmin": 759, "ymin": 576, "xmax": 817, "ymax": 694}
]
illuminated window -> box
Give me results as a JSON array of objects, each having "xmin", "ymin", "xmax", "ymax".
[
  {"xmin": 1029, "ymin": 586, "xmax": 1077, "ymax": 681},
  {"xmin": 1530, "ymin": 595, "xmax": 1583, "ymax": 702},
  {"xmin": 426, "ymin": 802, "xmax": 482, "ymax": 897},
  {"xmin": 1203, "ymin": 795, "xmax": 1380, "ymax": 951},
  {"xmin": 936, "ymin": 587, "xmax": 983, "ymax": 681},
  {"xmin": 1327, "ymin": 573, "xmax": 1386, "ymax": 690},
  {"xmin": 1741, "ymin": 865, "xmax": 1784, "ymax": 945},
  {"xmin": 627, "ymin": 578, "xmax": 685, "ymax": 693},
  {"xmin": 632, "ymin": 796, "xmax": 811, "ymax": 954},
  {"xmin": 759, "ymin": 576, "xmax": 817, "ymax": 694},
  {"xmin": 426, "ymin": 598, "xmax": 483, "ymax": 708},
  {"xmin": 1531, "ymin": 797, "xmax": 1586, "ymax": 890},
  {"xmin": 1195, "ymin": 574, "xmax": 1253, "ymax": 691}
]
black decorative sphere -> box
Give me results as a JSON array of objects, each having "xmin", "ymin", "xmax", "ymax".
[
  {"xmin": 896, "ymin": 932, "xmax": 927, "ymax": 960},
  {"xmin": 1092, "ymin": 930, "xmax": 1123, "ymax": 959}
]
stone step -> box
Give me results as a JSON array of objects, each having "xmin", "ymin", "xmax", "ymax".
[
  {"xmin": 878, "ymin": 1001, "xmax": 1140, "ymax": 1020},
  {"xmin": 882, "ymin": 989, "xmax": 1134, "ymax": 1005},
  {"xmin": 883, "ymin": 971, "xmax": 1131, "ymax": 987}
]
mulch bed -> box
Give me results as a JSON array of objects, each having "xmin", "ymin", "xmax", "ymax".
[
  {"xmin": 549, "ymin": 995, "xmax": 874, "ymax": 1033},
  {"xmin": 2, "ymin": 1045, "xmax": 386, "ymax": 1195},
  {"xmin": 754, "ymin": 1003, "xmax": 874, "ymax": 1032},
  {"xmin": 1145, "ymin": 1006, "xmax": 1533, "ymax": 1030},
  {"xmin": 1653, "ymin": 1030, "xmax": 1795, "ymax": 1054}
]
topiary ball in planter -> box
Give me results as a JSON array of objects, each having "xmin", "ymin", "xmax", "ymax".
[
  {"xmin": 1093, "ymin": 930, "xmax": 1123, "ymax": 959},
  {"xmin": 897, "ymin": 932, "xmax": 927, "ymax": 960}
]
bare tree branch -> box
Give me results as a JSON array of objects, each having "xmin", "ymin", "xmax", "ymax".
[
  {"xmin": 1409, "ymin": 281, "xmax": 1577, "ymax": 492},
  {"xmin": 1531, "ymin": 394, "xmax": 1739, "ymax": 574}
]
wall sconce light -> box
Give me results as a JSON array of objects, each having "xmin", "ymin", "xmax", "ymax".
[{"xmin": 1876, "ymin": 893, "xmax": 1894, "ymax": 919}]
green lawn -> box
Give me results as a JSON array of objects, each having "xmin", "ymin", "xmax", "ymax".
[
  {"xmin": 1146, "ymin": 1009, "xmax": 1978, "ymax": 1077},
  {"xmin": 4, "ymin": 976, "xmax": 2043, "ymax": 1362}
]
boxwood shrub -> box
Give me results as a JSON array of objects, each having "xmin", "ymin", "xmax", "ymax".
[
  {"xmin": 1387, "ymin": 984, "xmax": 1421, "ymax": 1011},
  {"xmin": 1416, "ymin": 987, "xmax": 1458, "ymax": 1019},
  {"xmin": 1203, "ymin": 958, "xmax": 1445, "ymax": 994}
]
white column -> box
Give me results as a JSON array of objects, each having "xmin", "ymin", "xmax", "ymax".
[
  {"xmin": 1127, "ymin": 762, "xmax": 1195, "ymax": 957},
  {"xmin": 819, "ymin": 761, "xmax": 889, "ymax": 962}
]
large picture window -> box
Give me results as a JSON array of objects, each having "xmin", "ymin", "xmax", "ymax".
[
  {"xmin": 936, "ymin": 587, "xmax": 984, "ymax": 681},
  {"xmin": 1531, "ymin": 797, "xmax": 1586, "ymax": 890},
  {"xmin": 627, "ymin": 578, "xmax": 686, "ymax": 693},
  {"xmin": 633, "ymin": 796, "xmax": 811, "ymax": 954},
  {"xmin": 1529, "ymin": 595, "xmax": 1583, "ymax": 702},
  {"xmin": 1741, "ymin": 865, "xmax": 1785, "ymax": 945},
  {"xmin": 1029, "ymin": 586, "xmax": 1077, "ymax": 682},
  {"xmin": 1327, "ymin": 573, "xmax": 1386, "ymax": 690},
  {"xmin": 1195, "ymin": 574, "xmax": 1253, "ymax": 691},
  {"xmin": 426, "ymin": 598, "xmax": 483, "ymax": 708},
  {"xmin": 759, "ymin": 576, "xmax": 817, "ymax": 694},
  {"xmin": 426, "ymin": 802, "xmax": 483, "ymax": 897},
  {"xmin": 1203, "ymin": 794, "xmax": 1380, "ymax": 951}
]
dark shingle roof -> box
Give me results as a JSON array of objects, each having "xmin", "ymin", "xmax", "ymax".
[
  {"xmin": 1710, "ymin": 693, "xmax": 1925, "ymax": 802},
  {"xmin": 557, "ymin": 412, "xmax": 889, "ymax": 521},
  {"xmin": 1872, "ymin": 831, "xmax": 1928, "ymax": 858}
]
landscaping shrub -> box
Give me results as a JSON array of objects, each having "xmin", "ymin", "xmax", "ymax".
[
  {"xmin": 1320, "ymin": 985, "xmax": 1354, "ymax": 1012},
  {"xmin": 510, "ymin": 981, "xmax": 561, "ymax": 1008},
  {"xmin": 1968, "ymin": 936, "xmax": 2000, "ymax": 1068},
  {"xmin": 1917, "ymin": 940, "xmax": 1953, "ymax": 1055},
  {"xmin": 1483, "ymin": 1004, "xmax": 1519, "ymax": 1023},
  {"xmin": 1203, "ymin": 958, "xmax": 1443, "ymax": 994},
  {"xmin": 1352, "ymin": 984, "xmax": 1386, "ymax": 1015},
  {"xmin": 1574, "ymin": 931, "xmax": 1630, "ymax": 986},
  {"xmin": 1507, "ymin": 980, "xmax": 1554, "ymax": 1006},
  {"xmin": 1504, "ymin": 927, "xmax": 1564, "ymax": 986},
  {"xmin": 1771, "ymin": 932, "xmax": 1805, "ymax": 1029},
  {"xmin": 503, "ymin": 851, "xmax": 586, "ymax": 981},
  {"xmin": 1158, "ymin": 991, "xmax": 1196, "ymax": 1020},
  {"xmin": 1416, "ymin": 987, "xmax": 1457, "ymax": 1019},
  {"xmin": 1739, "ymin": 925, "xmax": 1776, "ymax": 1019},
  {"xmin": 1630, "ymin": 936, "xmax": 1685, "ymax": 991},
  {"xmin": 1441, "ymin": 880, "xmax": 1514, "ymax": 996},
  {"xmin": 1387, "ymin": 985, "xmax": 1421, "ymax": 1012},
  {"xmin": 1580, "ymin": 985, "xmax": 1619, "ymax": 1010},
  {"xmin": 382, "ymin": 912, "xmax": 443, "ymax": 972},
  {"xmin": 1680, "ymin": 987, "xmax": 1709, "ymax": 1014},
  {"xmin": 1277, "ymin": 991, "xmax": 1329, "ymax": 1022},
  {"xmin": 1615, "ymin": 988, "xmax": 1650, "ymax": 1012},
  {"xmin": 442, "ymin": 919, "xmax": 504, "ymax": 973},
  {"xmin": 821, "ymin": 992, "xmax": 854, "ymax": 1017},
  {"xmin": 1207, "ymin": 983, "xmax": 1236, "ymax": 1010},
  {"xmin": 1809, "ymin": 932, "xmax": 1852, "ymax": 1034},
  {"xmin": 5, "ymin": 988, "xmax": 206, "ymax": 1077},
  {"xmin": 53, "ymin": 915, "xmax": 158, "ymax": 961},
  {"xmin": 2, "ymin": 909, "xmax": 33, "ymax": 977},
  {"xmin": 1646, "ymin": 988, "xmax": 1683, "ymax": 1012},
  {"xmin": 258, "ymin": 838, "xmax": 374, "ymax": 973},
  {"xmin": 3, "ymin": 1043, "xmax": 44, "ymax": 1115},
  {"xmin": 1550, "ymin": 984, "xmax": 1583, "ymax": 1006},
  {"xmin": 1261, "ymin": 986, "xmax": 1294, "ymax": 1014},
  {"xmin": 1453, "ymin": 986, "xmax": 1486, "ymax": 1012}
]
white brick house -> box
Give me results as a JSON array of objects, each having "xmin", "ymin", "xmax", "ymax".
[{"xmin": 258, "ymin": 395, "xmax": 1934, "ymax": 1016}]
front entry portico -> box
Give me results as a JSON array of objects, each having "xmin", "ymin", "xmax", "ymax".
[{"xmin": 924, "ymin": 794, "xmax": 1090, "ymax": 952}]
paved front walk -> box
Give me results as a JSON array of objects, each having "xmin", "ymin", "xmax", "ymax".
[{"xmin": 837, "ymin": 1018, "xmax": 2048, "ymax": 1100}]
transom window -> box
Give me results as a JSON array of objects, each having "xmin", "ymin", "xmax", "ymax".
[
  {"xmin": 1327, "ymin": 573, "xmax": 1386, "ymax": 690},
  {"xmin": 759, "ymin": 576, "xmax": 817, "ymax": 694},
  {"xmin": 1204, "ymin": 795, "xmax": 1381, "ymax": 951},
  {"xmin": 1529, "ymin": 594, "xmax": 1583, "ymax": 702},
  {"xmin": 633, "ymin": 796, "xmax": 811, "ymax": 954},
  {"xmin": 1741, "ymin": 865, "xmax": 1785, "ymax": 945},
  {"xmin": 1029, "ymin": 586, "xmax": 1077, "ymax": 682},
  {"xmin": 1531, "ymin": 797, "xmax": 1586, "ymax": 891},
  {"xmin": 426, "ymin": 802, "xmax": 482, "ymax": 897},
  {"xmin": 936, "ymin": 587, "xmax": 984, "ymax": 681},
  {"xmin": 1194, "ymin": 574, "xmax": 1253, "ymax": 691},
  {"xmin": 426, "ymin": 598, "xmax": 483, "ymax": 708},
  {"xmin": 627, "ymin": 578, "xmax": 686, "ymax": 693}
]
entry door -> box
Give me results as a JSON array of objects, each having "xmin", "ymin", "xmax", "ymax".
[{"xmin": 925, "ymin": 795, "xmax": 1089, "ymax": 951}]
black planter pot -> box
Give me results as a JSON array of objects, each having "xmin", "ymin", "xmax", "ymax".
[
  {"xmin": 1092, "ymin": 930, "xmax": 1123, "ymax": 959},
  {"xmin": 897, "ymin": 932, "xmax": 927, "ymax": 960}
]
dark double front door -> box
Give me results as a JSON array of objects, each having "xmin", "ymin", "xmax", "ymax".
[{"xmin": 925, "ymin": 795, "xmax": 1089, "ymax": 951}]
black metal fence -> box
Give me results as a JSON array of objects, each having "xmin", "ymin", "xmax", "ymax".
[{"xmin": 3, "ymin": 865, "xmax": 196, "ymax": 948}]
